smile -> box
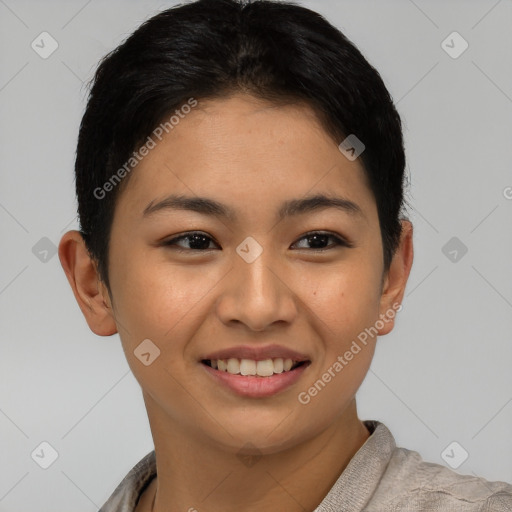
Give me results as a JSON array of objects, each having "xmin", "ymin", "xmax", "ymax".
[
  {"xmin": 202, "ymin": 357, "xmax": 306, "ymax": 377},
  {"xmin": 200, "ymin": 357, "xmax": 311, "ymax": 398}
]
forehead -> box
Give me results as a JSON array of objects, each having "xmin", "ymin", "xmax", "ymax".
[{"xmin": 114, "ymin": 93, "xmax": 375, "ymax": 224}]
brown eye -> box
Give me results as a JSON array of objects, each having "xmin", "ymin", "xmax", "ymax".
[
  {"xmin": 291, "ymin": 231, "xmax": 353, "ymax": 251},
  {"xmin": 162, "ymin": 232, "xmax": 219, "ymax": 251},
  {"xmin": 161, "ymin": 230, "xmax": 353, "ymax": 253}
]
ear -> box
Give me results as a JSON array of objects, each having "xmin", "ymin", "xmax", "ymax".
[
  {"xmin": 377, "ymin": 219, "xmax": 414, "ymax": 336},
  {"xmin": 58, "ymin": 230, "xmax": 118, "ymax": 336}
]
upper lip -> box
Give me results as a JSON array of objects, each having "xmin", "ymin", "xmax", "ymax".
[{"xmin": 201, "ymin": 344, "xmax": 310, "ymax": 362}]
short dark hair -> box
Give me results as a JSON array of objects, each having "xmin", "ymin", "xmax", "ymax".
[{"xmin": 75, "ymin": 0, "xmax": 409, "ymax": 295}]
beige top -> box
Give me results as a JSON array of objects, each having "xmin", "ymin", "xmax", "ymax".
[{"xmin": 98, "ymin": 419, "xmax": 512, "ymax": 511}]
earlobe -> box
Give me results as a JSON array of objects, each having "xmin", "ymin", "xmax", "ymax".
[
  {"xmin": 58, "ymin": 230, "xmax": 118, "ymax": 336},
  {"xmin": 377, "ymin": 220, "xmax": 414, "ymax": 336}
]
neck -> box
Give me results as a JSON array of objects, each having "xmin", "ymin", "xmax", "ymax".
[{"xmin": 138, "ymin": 397, "xmax": 370, "ymax": 512}]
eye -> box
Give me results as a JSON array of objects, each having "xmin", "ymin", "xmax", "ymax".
[
  {"xmin": 162, "ymin": 231, "xmax": 219, "ymax": 252},
  {"xmin": 162, "ymin": 230, "xmax": 352, "ymax": 252},
  {"xmin": 291, "ymin": 231, "xmax": 353, "ymax": 251}
]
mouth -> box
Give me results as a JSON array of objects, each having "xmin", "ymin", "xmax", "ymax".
[
  {"xmin": 201, "ymin": 357, "xmax": 308, "ymax": 377},
  {"xmin": 199, "ymin": 348, "xmax": 311, "ymax": 398}
]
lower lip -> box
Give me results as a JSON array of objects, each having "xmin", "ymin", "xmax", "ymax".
[{"xmin": 201, "ymin": 362, "xmax": 310, "ymax": 398}]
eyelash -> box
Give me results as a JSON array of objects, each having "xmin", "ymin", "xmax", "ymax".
[{"xmin": 161, "ymin": 231, "xmax": 354, "ymax": 252}]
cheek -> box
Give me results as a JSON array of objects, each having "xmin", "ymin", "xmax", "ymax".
[
  {"xmin": 109, "ymin": 258, "xmax": 213, "ymax": 411},
  {"xmin": 296, "ymin": 266, "xmax": 380, "ymax": 413},
  {"xmin": 109, "ymin": 253, "xmax": 226, "ymax": 357},
  {"xmin": 111, "ymin": 255, "xmax": 188, "ymax": 326},
  {"xmin": 305, "ymin": 260, "xmax": 382, "ymax": 340}
]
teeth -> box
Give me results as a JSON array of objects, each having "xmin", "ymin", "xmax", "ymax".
[
  {"xmin": 207, "ymin": 357, "xmax": 303, "ymax": 376},
  {"xmin": 256, "ymin": 359, "xmax": 274, "ymax": 377},
  {"xmin": 240, "ymin": 359, "xmax": 256, "ymax": 375},
  {"xmin": 273, "ymin": 358, "xmax": 284, "ymax": 373},
  {"xmin": 227, "ymin": 358, "xmax": 240, "ymax": 374}
]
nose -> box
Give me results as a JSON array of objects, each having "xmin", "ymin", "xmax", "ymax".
[{"xmin": 215, "ymin": 245, "xmax": 298, "ymax": 332}]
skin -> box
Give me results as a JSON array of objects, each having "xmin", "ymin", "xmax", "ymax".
[{"xmin": 59, "ymin": 93, "xmax": 413, "ymax": 512}]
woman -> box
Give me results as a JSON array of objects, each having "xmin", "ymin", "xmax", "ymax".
[{"xmin": 58, "ymin": 0, "xmax": 512, "ymax": 510}]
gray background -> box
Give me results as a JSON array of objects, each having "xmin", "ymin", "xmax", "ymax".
[{"xmin": 1, "ymin": 0, "xmax": 511, "ymax": 510}]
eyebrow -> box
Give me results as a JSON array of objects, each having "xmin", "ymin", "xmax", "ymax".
[{"xmin": 142, "ymin": 193, "xmax": 366, "ymax": 223}]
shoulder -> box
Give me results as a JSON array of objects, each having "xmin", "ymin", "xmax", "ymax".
[
  {"xmin": 98, "ymin": 450, "xmax": 157, "ymax": 512},
  {"xmin": 367, "ymin": 444, "xmax": 512, "ymax": 511}
]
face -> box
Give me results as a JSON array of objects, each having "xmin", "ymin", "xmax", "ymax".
[{"xmin": 91, "ymin": 93, "xmax": 405, "ymax": 454}]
